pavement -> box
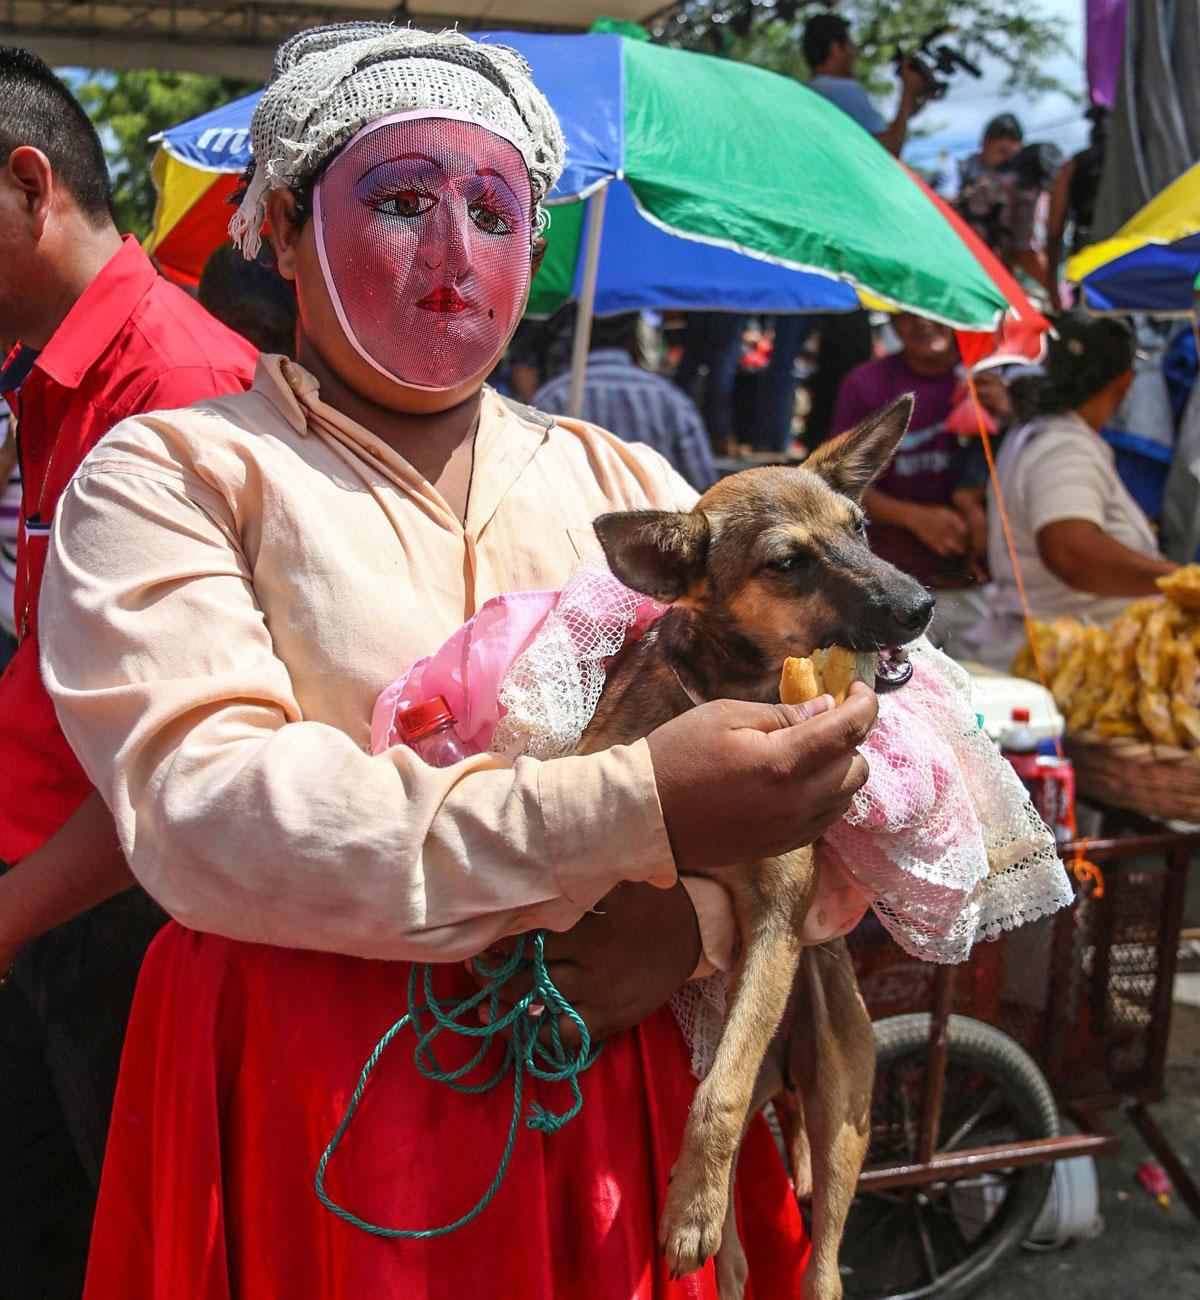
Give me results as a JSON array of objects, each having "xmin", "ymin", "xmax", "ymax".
[{"xmin": 975, "ymin": 995, "xmax": 1200, "ymax": 1300}]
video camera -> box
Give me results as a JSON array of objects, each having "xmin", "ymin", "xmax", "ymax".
[{"xmin": 894, "ymin": 25, "xmax": 983, "ymax": 102}]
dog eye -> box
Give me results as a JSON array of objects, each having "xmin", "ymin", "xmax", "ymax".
[
  {"xmin": 765, "ymin": 555, "xmax": 803, "ymax": 573},
  {"xmin": 853, "ymin": 515, "xmax": 869, "ymax": 536}
]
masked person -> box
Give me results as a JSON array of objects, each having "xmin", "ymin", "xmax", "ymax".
[{"xmin": 40, "ymin": 27, "xmax": 878, "ymax": 1298}]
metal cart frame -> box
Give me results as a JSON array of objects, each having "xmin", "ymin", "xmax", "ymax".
[{"xmin": 852, "ymin": 829, "xmax": 1200, "ymax": 1213}]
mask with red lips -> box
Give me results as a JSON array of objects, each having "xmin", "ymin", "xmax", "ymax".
[{"xmin": 313, "ymin": 111, "xmax": 535, "ymax": 392}]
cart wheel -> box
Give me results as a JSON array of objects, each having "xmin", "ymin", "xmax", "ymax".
[{"xmin": 840, "ymin": 1014, "xmax": 1059, "ymax": 1300}]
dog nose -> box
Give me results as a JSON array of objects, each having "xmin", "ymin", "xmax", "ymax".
[{"xmin": 898, "ymin": 592, "xmax": 936, "ymax": 633}]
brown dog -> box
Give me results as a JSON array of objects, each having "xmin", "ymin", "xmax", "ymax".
[{"xmin": 577, "ymin": 395, "xmax": 934, "ymax": 1299}]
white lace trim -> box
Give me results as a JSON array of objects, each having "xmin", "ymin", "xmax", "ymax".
[
  {"xmin": 485, "ymin": 584, "xmax": 1072, "ymax": 1080},
  {"xmin": 490, "ymin": 567, "xmax": 656, "ymax": 760}
]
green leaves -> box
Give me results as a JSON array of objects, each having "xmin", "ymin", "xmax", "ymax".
[
  {"xmin": 74, "ymin": 69, "xmax": 254, "ymax": 238},
  {"xmin": 656, "ymin": 0, "xmax": 1068, "ymax": 100}
]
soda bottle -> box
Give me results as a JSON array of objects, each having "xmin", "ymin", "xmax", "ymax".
[
  {"xmin": 999, "ymin": 706, "xmax": 1040, "ymax": 784},
  {"xmin": 395, "ymin": 696, "xmax": 470, "ymax": 767}
]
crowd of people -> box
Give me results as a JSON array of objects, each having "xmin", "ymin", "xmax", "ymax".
[
  {"xmin": 0, "ymin": 12, "xmax": 1193, "ymax": 1300},
  {"xmin": 658, "ymin": 301, "xmax": 1179, "ymax": 662}
]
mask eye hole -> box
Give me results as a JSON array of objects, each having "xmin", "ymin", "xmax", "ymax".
[
  {"xmin": 376, "ymin": 190, "xmax": 435, "ymax": 219},
  {"xmin": 469, "ymin": 202, "xmax": 512, "ymax": 235}
]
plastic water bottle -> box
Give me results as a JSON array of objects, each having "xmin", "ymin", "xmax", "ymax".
[
  {"xmin": 1136, "ymin": 1161, "xmax": 1174, "ymax": 1210},
  {"xmin": 1000, "ymin": 706, "xmax": 1039, "ymax": 784},
  {"xmin": 395, "ymin": 696, "xmax": 470, "ymax": 767}
]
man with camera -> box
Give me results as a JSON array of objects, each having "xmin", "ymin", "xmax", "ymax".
[{"xmin": 803, "ymin": 11, "xmax": 927, "ymax": 157}]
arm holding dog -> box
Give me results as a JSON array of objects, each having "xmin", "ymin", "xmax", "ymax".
[{"xmin": 478, "ymin": 688, "xmax": 874, "ymax": 1048}]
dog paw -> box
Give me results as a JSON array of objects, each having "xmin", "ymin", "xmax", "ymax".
[{"xmin": 659, "ymin": 1181, "xmax": 728, "ymax": 1280}]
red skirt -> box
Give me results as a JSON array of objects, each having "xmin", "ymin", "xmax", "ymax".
[{"xmin": 84, "ymin": 923, "xmax": 808, "ymax": 1300}]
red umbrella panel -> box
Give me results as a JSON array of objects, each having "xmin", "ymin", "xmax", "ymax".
[{"xmin": 903, "ymin": 167, "xmax": 1050, "ymax": 370}]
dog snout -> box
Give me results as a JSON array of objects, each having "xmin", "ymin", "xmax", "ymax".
[{"xmin": 897, "ymin": 591, "xmax": 936, "ymax": 635}]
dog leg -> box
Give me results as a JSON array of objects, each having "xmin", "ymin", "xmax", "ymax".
[
  {"xmin": 713, "ymin": 1157, "xmax": 749, "ymax": 1300},
  {"xmin": 789, "ymin": 1088, "xmax": 813, "ymax": 1201},
  {"xmin": 792, "ymin": 942, "xmax": 875, "ymax": 1300},
  {"xmin": 661, "ymin": 901, "xmax": 803, "ymax": 1280}
]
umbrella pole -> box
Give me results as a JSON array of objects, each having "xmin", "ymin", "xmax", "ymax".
[{"xmin": 567, "ymin": 183, "xmax": 609, "ymax": 420}]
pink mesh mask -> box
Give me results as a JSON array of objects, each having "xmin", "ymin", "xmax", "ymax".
[{"xmin": 313, "ymin": 111, "xmax": 535, "ymax": 391}]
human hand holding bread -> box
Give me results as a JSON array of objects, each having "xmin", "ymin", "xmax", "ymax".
[{"xmin": 647, "ymin": 654, "xmax": 876, "ymax": 873}]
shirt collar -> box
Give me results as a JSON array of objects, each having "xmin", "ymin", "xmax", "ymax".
[
  {"xmin": 0, "ymin": 344, "xmax": 40, "ymax": 393},
  {"xmin": 587, "ymin": 348, "xmax": 637, "ymax": 367},
  {"xmin": 256, "ymin": 356, "xmax": 550, "ymax": 535},
  {"xmin": 33, "ymin": 235, "xmax": 158, "ymax": 389},
  {"xmin": 257, "ymin": 354, "xmax": 551, "ymax": 460},
  {"xmin": 256, "ymin": 353, "xmax": 316, "ymax": 434}
]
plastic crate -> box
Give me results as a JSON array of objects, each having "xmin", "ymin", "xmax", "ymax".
[{"xmin": 1102, "ymin": 428, "xmax": 1173, "ymax": 519}]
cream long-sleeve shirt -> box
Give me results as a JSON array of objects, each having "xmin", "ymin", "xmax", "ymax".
[{"xmin": 40, "ymin": 356, "xmax": 737, "ymax": 968}]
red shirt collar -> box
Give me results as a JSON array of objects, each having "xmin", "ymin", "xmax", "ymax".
[{"xmin": 33, "ymin": 235, "xmax": 159, "ymax": 389}]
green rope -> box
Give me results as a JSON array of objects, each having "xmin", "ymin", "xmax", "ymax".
[{"xmin": 315, "ymin": 930, "xmax": 601, "ymax": 1238}]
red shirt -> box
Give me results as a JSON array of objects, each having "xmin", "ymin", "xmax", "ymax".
[{"xmin": 0, "ymin": 236, "xmax": 257, "ymax": 862}]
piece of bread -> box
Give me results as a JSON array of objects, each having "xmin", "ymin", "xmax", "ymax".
[
  {"xmin": 780, "ymin": 655, "xmax": 820, "ymax": 705},
  {"xmin": 781, "ymin": 647, "xmax": 860, "ymax": 706}
]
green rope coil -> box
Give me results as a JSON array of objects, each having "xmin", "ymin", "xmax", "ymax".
[{"xmin": 315, "ymin": 930, "xmax": 601, "ymax": 1238}]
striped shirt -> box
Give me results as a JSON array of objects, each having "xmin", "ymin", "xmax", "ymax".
[
  {"xmin": 1, "ymin": 402, "xmax": 18, "ymax": 638},
  {"xmin": 533, "ymin": 349, "xmax": 717, "ymax": 492}
]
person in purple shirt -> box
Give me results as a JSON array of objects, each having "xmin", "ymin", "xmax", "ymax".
[{"xmin": 830, "ymin": 313, "xmax": 1010, "ymax": 652}]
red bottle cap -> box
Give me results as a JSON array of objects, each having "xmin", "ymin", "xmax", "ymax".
[
  {"xmin": 1011, "ymin": 707, "xmax": 1031, "ymax": 723},
  {"xmin": 395, "ymin": 696, "xmax": 456, "ymax": 744}
]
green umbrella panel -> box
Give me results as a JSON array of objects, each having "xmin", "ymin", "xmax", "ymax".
[{"xmin": 532, "ymin": 38, "xmax": 1007, "ymax": 332}]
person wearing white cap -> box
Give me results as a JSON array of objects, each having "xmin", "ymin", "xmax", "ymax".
[{"xmin": 39, "ymin": 25, "xmax": 869, "ymax": 1296}]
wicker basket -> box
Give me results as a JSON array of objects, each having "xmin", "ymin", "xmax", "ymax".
[{"xmin": 1065, "ymin": 730, "xmax": 1200, "ymax": 822}]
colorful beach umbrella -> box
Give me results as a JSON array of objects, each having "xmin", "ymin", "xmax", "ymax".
[
  {"xmin": 146, "ymin": 89, "xmax": 257, "ymax": 287},
  {"xmin": 1067, "ymin": 159, "xmax": 1200, "ymax": 315}
]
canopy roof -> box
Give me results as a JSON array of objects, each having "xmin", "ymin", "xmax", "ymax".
[{"xmin": 3, "ymin": 1, "xmax": 674, "ymax": 77}]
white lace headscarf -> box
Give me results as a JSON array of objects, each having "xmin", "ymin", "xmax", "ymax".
[{"xmin": 230, "ymin": 24, "xmax": 566, "ymax": 258}]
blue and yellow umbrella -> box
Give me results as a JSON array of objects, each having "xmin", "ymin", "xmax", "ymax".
[{"xmin": 1068, "ymin": 160, "xmax": 1200, "ymax": 316}]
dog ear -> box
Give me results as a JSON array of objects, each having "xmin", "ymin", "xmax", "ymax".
[
  {"xmin": 804, "ymin": 393, "xmax": 914, "ymax": 500},
  {"xmin": 592, "ymin": 510, "xmax": 710, "ymax": 601}
]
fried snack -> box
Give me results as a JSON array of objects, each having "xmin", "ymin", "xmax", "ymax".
[
  {"xmin": 814, "ymin": 647, "xmax": 859, "ymax": 703},
  {"xmin": 1060, "ymin": 627, "xmax": 1111, "ymax": 730},
  {"xmin": 1009, "ymin": 623, "xmax": 1045, "ymax": 681},
  {"xmin": 1136, "ymin": 604, "xmax": 1186, "ymax": 692},
  {"xmin": 1172, "ymin": 637, "xmax": 1200, "ymax": 748},
  {"xmin": 1094, "ymin": 680, "xmax": 1141, "ymax": 737},
  {"xmin": 1138, "ymin": 688, "xmax": 1182, "ymax": 746},
  {"xmin": 1173, "ymin": 701, "xmax": 1200, "ymax": 748},
  {"xmin": 780, "ymin": 647, "xmax": 865, "ymax": 706},
  {"xmin": 1157, "ymin": 563, "xmax": 1200, "ymax": 611},
  {"xmin": 1011, "ymin": 617, "xmax": 1089, "ymax": 682},
  {"xmin": 1051, "ymin": 632, "xmax": 1099, "ymax": 715},
  {"xmin": 1108, "ymin": 598, "xmax": 1161, "ymax": 677},
  {"xmin": 1044, "ymin": 618, "xmax": 1085, "ymax": 680}
]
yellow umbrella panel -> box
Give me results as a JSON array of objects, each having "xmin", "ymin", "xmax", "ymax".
[
  {"xmin": 144, "ymin": 147, "xmax": 241, "ymax": 288},
  {"xmin": 1068, "ymin": 161, "xmax": 1200, "ymax": 315}
]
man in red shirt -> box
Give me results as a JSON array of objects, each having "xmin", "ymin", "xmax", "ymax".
[{"xmin": 0, "ymin": 48, "xmax": 256, "ymax": 1296}]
